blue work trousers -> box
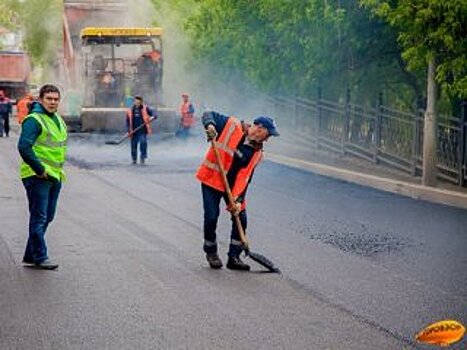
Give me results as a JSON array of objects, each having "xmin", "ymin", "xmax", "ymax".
[
  {"xmin": 175, "ymin": 126, "xmax": 190, "ymax": 139},
  {"xmin": 201, "ymin": 184, "xmax": 246, "ymax": 257},
  {"xmin": 131, "ymin": 133, "xmax": 147, "ymax": 162},
  {"xmin": 22, "ymin": 176, "xmax": 61, "ymax": 264},
  {"xmin": 0, "ymin": 114, "xmax": 9, "ymax": 136}
]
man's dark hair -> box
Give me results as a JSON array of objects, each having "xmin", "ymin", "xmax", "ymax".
[
  {"xmin": 134, "ymin": 95, "xmax": 143, "ymax": 102},
  {"xmin": 39, "ymin": 84, "xmax": 61, "ymax": 98}
]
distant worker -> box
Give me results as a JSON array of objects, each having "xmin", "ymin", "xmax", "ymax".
[
  {"xmin": 17, "ymin": 84, "xmax": 68, "ymax": 270},
  {"xmin": 196, "ymin": 111, "xmax": 279, "ymax": 270},
  {"xmin": 16, "ymin": 93, "xmax": 34, "ymax": 124},
  {"xmin": 91, "ymin": 54, "xmax": 106, "ymax": 72},
  {"xmin": 0, "ymin": 90, "xmax": 12, "ymax": 137},
  {"xmin": 126, "ymin": 95, "xmax": 156, "ymax": 164},
  {"xmin": 123, "ymin": 87, "xmax": 134, "ymax": 108},
  {"xmin": 176, "ymin": 92, "xmax": 195, "ymax": 139}
]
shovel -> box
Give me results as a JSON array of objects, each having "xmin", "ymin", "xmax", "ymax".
[
  {"xmin": 105, "ymin": 116, "xmax": 157, "ymax": 145},
  {"xmin": 211, "ymin": 140, "xmax": 280, "ymax": 273}
]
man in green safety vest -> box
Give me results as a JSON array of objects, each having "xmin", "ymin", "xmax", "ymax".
[{"xmin": 18, "ymin": 84, "xmax": 68, "ymax": 270}]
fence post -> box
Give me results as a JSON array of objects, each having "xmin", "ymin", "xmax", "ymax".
[
  {"xmin": 342, "ymin": 88, "xmax": 350, "ymax": 154},
  {"xmin": 374, "ymin": 93, "xmax": 383, "ymax": 164},
  {"xmin": 459, "ymin": 101, "xmax": 466, "ymax": 187},
  {"xmin": 411, "ymin": 109, "xmax": 422, "ymax": 176},
  {"xmin": 317, "ymin": 86, "xmax": 322, "ymax": 149}
]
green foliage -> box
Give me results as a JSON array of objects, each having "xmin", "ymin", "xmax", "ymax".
[
  {"xmin": 0, "ymin": 0, "xmax": 62, "ymax": 68},
  {"xmin": 0, "ymin": 0, "xmax": 21, "ymax": 31},
  {"xmin": 20, "ymin": 0, "xmax": 63, "ymax": 66},
  {"xmin": 362, "ymin": 0, "xmax": 467, "ymax": 99},
  {"xmin": 184, "ymin": 0, "xmax": 430, "ymax": 109}
]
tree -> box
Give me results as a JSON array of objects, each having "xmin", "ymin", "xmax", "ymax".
[
  {"xmin": 361, "ymin": 0, "xmax": 467, "ymax": 185},
  {"xmin": 20, "ymin": 0, "xmax": 62, "ymax": 67},
  {"xmin": 0, "ymin": 0, "xmax": 20, "ymax": 31},
  {"xmin": 184, "ymin": 0, "xmax": 429, "ymax": 108}
]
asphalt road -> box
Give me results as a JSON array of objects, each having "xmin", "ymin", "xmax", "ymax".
[{"xmin": 1, "ymin": 133, "xmax": 466, "ymax": 350}]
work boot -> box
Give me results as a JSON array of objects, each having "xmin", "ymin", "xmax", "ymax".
[
  {"xmin": 35, "ymin": 259, "xmax": 59, "ymax": 270},
  {"xmin": 22, "ymin": 259, "xmax": 34, "ymax": 266},
  {"xmin": 206, "ymin": 253, "xmax": 223, "ymax": 269},
  {"xmin": 226, "ymin": 256, "xmax": 250, "ymax": 271}
]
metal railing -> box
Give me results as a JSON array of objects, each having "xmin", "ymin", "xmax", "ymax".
[{"xmin": 267, "ymin": 95, "xmax": 467, "ymax": 187}]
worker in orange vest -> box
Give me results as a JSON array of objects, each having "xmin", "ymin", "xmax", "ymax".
[
  {"xmin": 176, "ymin": 92, "xmax": 195, "ymax": 139},
  {"xmin": 126, "ymin": 95, "xmax": 156, "ymax": 164},
  {"xmin": 196, "ymin": 111, "xmax": 279, "ymax": 271},
  {"xmin": 16, "ymin": 93, "xmax": 34, "ymax": 124}
]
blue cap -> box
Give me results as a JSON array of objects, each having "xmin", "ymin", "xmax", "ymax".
[{"xmin": 253, "ymin": 116, "xmax": 280, "ymax": 136}]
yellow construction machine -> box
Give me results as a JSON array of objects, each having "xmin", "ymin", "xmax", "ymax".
[{"xmin": 61, "ymin": 1, "xmax": 177, "ymax": 132}]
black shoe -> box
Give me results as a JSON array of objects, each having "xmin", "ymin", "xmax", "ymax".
[
  {"xmin": 206, "ymin": 253, "xmax": 223, "ymax": 269},
  {"xmin": 227, "ymin": 256, "xmax": 250, "ymax": 271},
  {"xmin": 35, "ymin": 259, "xmax": 59, "ymax": 270},
  {"xmin": 140, "ymin": 158, "xmax": 145, "ymax": 165},
  {"xmin": 132, "ymin": 159, "xmax": 137, "ymax": 165}
]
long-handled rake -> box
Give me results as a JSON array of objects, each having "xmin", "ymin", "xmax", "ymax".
[
  {"xmin": 211, "ymin": 141, "xmax": 280, "ymax": 273},
  {"xmin": 105, "ymin": 116, "xmax": 157, "ymax": 145}
]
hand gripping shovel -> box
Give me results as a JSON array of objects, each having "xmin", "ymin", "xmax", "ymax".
[
  {"xmin": 105, "ymin": 116, "xmax": 157, "ymax": 145},
  {"xmin": 211, "ymin": 141, "xmax": 280, "ymax": 273}
]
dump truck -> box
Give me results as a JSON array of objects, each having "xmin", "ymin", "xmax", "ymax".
[
  {"xmin": 0, "ymin": 51, "xmax": 31, "ymax": 101},
  {"xmin": 61, "ymin": 0, "xmax": 177, "ymax": 132}
]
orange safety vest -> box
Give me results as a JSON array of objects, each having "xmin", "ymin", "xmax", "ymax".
[
  {"xmin": 180, "ymin": 101, "xmax": 194, "ymax": 127},
  {"xmin": 126, "ymin": 104, "xmax": 152, "ymax": 134},
  {"xmin": 196, "ymin": 117, "xmax": 263, "ymax": 208},
  {"xmin": 17, "ymin": 97, "xmax": 32, "ymax": 124}
]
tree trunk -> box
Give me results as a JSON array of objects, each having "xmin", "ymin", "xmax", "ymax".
[{"xmin": 422, "ymin": 58, "xmax": 438, "ymax": 186}]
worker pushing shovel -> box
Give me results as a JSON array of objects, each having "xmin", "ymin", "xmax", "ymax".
[
  {"xmin": 196, "ymin": 111, "xmax": 280, "ymax": 272},
  {"xmin": 106, "ymin": 96, "xmax": 157, "ymax": 165},
  {"xmin": 105, "ymin": 115, "xmax": 156, "ymax": 145}
]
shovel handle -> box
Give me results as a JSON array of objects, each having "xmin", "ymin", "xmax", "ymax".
[
  {"xmin": 127, "ymin": 116, "xmax": 156, "ymax": 138},
  {"xmin": 211, "ymin": 141, "xmax": 250, "ymax": 252}
]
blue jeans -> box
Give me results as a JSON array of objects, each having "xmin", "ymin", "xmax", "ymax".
[
  {"xmin": 175, "ymin": 126, "xmax": 190, "ymax": 139},
  {"xmin": 201, "ymin": 184, "xmax": 247, "ymax": 257},
  {"xmin": 131, "ymin": 133, "xmax": 147, "ymax": 162},
  {"xmin": 22, "ymin": 176, "xmax": 61, "ymax": 264},
  {"xmin": 0, "ymin": 114, "xmax": 8, "ymax": 136}
]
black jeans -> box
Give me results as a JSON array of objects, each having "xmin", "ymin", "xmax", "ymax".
[
  {"xmin": 22, "ymin": 176, "xmax": 61, "ymax": 263},
  {"xmin": 201, "ymin": 184, "xmax": 246, "ymax": 257}
]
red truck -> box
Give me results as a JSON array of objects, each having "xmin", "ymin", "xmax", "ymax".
[{"xmin": 0, "ymin": 51, "xmax": 31, "ymax": 101}]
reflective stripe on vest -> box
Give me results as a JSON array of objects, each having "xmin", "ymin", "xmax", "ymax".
[
  {"xmin": 20, "ymin": 112, "xmax": 68, "ymax": 181},
  {"xmin": 196, "ymin": 117, "xmax": 262, "ymax": 199},
  {"xmin": 231, "ymin": 150, "xmax": 262, "ymax": 197},
  {"xmin": 127, "ymin": 104, "xmax": 152, "ymax": 134},
  {"xmin": 180, "ymin": 102, "xmax": 194, "ymax": 127}
]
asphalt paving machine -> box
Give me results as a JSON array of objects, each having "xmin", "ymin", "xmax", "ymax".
[{"xmin": 61, "ymin": 1, "xmax": 177, "ymax": 133}]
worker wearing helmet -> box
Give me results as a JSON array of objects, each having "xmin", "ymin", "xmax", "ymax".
[
  {"xmin": 176, "ymin": 92, "xmax": 195, "ymax": 139},
  {"xmin": 196, "ymin": 111, "xmax": 279, "ymax": 271}
]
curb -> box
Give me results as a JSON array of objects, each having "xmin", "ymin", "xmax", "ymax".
[{"xmin": 268, "ymin": 153, "xmax": 467, "ymax": 211}]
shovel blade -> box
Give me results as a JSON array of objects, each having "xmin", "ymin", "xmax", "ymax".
[
  {"xmin": 105, "ymin": 139, "xmax": 124, "ymax": 145},
  {"xmin": 247, "ymin": 251, "xmax": 280, "ymax": 273}
]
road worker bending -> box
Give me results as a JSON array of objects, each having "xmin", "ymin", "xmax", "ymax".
[{"xmin": 196, "ymin": 111, "xmax": 279, "ymax": 271}]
